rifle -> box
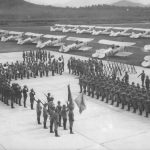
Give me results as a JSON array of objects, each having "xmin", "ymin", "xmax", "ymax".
[{"xmin": 35, "ymin": 99, "xmax": 44, "ymax": 106}]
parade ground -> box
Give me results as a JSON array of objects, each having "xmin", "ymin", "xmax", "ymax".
[{"xmin": 0, "ymin": 51, "xmax": 150, "ymax": 150}]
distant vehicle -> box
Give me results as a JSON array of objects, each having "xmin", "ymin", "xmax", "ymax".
[
  {"xmin": 36, "ymin": 34, "xmax": 65, "ymax": 48},
  {"xmin": 1, "ymin": 31, "xmax": 24, "ymax": 42},
  {"xmin": 92, "ymin": 39, "xmax": 135, "ymax": 58},
  {"xmin": 17, "ymin": 32, "xmax": 43, "ymax": 45}
]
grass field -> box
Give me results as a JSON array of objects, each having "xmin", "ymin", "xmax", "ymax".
[{"xmin": 1, "ymin": 24, "xmax": 150, "ymax": 66}]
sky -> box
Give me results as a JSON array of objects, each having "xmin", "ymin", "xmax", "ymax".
[{"xmin": 25, "ymin": 0, "xmax": 150, "ymax": 6}]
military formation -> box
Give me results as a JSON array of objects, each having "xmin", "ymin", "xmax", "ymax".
[
  {"xmin": 0, "ymin": 49, "xmax": 64, "ymax": 82},
  {"xmin": 0, "ymin": 51, "xmax": 75, "ymax": 137},
  {"xmin": 68, "ymin": 57, "xmax": 150, "ymax": 118},
  {"xmin": 1, "ymin": 50, "xmax": 150, "ymax": 138}
]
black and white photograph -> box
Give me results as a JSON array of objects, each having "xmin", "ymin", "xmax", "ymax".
[{"xmin": 0, "ymin": 0, "xmax": 150, "ymax": 150}]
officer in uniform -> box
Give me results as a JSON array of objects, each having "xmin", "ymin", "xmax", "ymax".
[
  {"xmin": 53, "ymin": 108, "xmax": 60, "ymax": 137},
  {"xmin": 79, "ymin": 75, "xmax": 83, "ymax": 93},
  {"xmin": 23, "ymin": 85, "xmax": 28, "ymax": 108},
  {"xmin": 43, "ymin": 103, "xmax": 48, "ymax": 129},
  {"xmin": 36, "ymin": 99, "xmax": 42, "ymax": 124},
  {"xmin": 61, "ymin": 104, "xmax": 68, "ymax": 130},
  {"xmin": 30, "ymin": 88, "xmax": 35, "ymax": 110},
  {"xmin": 145, "ymin": 76, "xmax": 150, "ymax": 91},
  {"xmin": 138, "ymin": 70, "xmax": 145, "ymax": 87},
  {"xmin": 56, "ymin": 101, "xmax": 62, "ymax": 127},
  {"xmin": 49, "ymin": 106, "xmax": 55, "ymax": 133},
  {"xmin": 68, "ymin": 107, "xmax": 74, "ymax": 134}
]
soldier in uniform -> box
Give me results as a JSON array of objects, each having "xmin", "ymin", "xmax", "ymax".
[
  {"xmin": 56, "ymin": 101, "xmax": 62, "ymax": 127},
  {"xmin": 23, "ymin": 85, "xmax": 28, "ymax": 108},
  {"xmin": 43, "ymin": 103, "xmax": 48, "ymax": 129},
  {"xmin": 36, "ymin": 99, "xmax": 42, "ymax": 124},
  {"xmin": 132, "ymin": 94, "xmax": 138, "ymax": 113},
  {"xmin": 29, "ymin": 88, "xmax": 35, "ymax": 110},
  {"xmin": 53, "ymin": 108, "xmax": 60, "ymax": 137},
  {"xmin": 18, "ymin": 86, "xmax": 22, "ymax": 106},
  {"xmin": 61, "ymin": 104, "xmax": 68, "ymax": 130},
  {"xmin": 123, "ymin": 72, "xmax": 129, "ymax": 85},
  {"xmin": 68, "ymin": 107, "xmax": 74, "ymax": 134},
  {"xmin": 49, "ymin": 106, "xmax": 55, "ymax": 133},
  {"xmin": 79, "ymin": 75, "xmax": 83, "ymax": 93},
  {"xmin": 138, "ymin": 70, "xmax": 145, "ymax": 87},
  {"xmin": 144, "ymin": 99, "xmax": 150, "ymax": 118},
  {"xmin": 145, "ymin": 76, "xmax": 150, "ymax": 91},
  {"xmin": 137, "ymin": 94, "xmax": 143, "ymax": 115},
  {"xmin": 10, "ymin": 85, "xmax": 15, "ymax": 109}
]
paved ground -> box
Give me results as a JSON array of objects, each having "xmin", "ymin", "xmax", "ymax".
[{"xmin": 0, "ymin": 51, "xmax": 150, "ymax": 150}]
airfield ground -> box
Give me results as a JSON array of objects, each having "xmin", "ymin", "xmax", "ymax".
[
  {"xmin": 0, "ymin": 23, "xmax": 150, "ymax": 150},
  {"xmin": 1, "ymin": 23, "xmax": 150, "ymax": 66},
  {"xmin": 0, "ymin": 51, "xmax": 150, "ymax": 150}
]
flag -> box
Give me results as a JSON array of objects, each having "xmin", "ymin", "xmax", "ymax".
[
  {"xmin": 68, "ymin": 84, "xmax": 74, "ymax": 110},
  {"xmin": 75, "ymin": 93, "xmax": 86, "ymax": 114}
]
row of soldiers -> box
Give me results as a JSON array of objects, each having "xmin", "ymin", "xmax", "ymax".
[
  {"xmin": 0, "ymin": 75, "xmax": 74, "ymax": 137},
  {"xmin": 67, "ymin": 57, "xmax": 137, "ymax": 78},
  {"xmin": 67, "ymin": 57, "xmax": 150, "ymax": 118},
  {"xmin": 0, "ymin": 75, "xmax": 33, "ymax": 109},
  {"xmin": 79, "ymin": 72, "xmax": 150, "ymax": 117},
  {"xmin": 0, "ymin": 51, "xmax": 65, "ymax": 81}
]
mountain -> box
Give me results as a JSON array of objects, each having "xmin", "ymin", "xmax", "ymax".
[
  {"xmin": 112, "ymin": 0, "xmax": 145, "ymax": 7},
  {"xmin": 64, "ymin": 0, "xmax": 104, "ymax": 8}
]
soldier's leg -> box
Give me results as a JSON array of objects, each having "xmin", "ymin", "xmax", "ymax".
[
  {"xmin": 92, "ymin": 90, "xmax": 94, "ymax": 98},
  {"xmin": 11, "ymin": 98, "xmax": 14, "ymax": 108},
  {"xmin": 101, "ymin": 95, "xmax": 105, "ymax": 101},
  {"xmin": 133, "ymin": 107, "xmax": 136, "ymax": 113},
  {"xmin": 59, "ymin": 115, "xmax": 62, "ymax": 127},
  {"xmin": 55, "ymin": 125, "xmax": 60, "ymax": 137},
  {"xmin": 63, "ymin": 118, "xmax": 67, "ymax": 130},
  {"xmin": 121, "ymin": 102, "xmax": 124, "ymax": 109},
  {"xmin": 50, "ymin": 119, "xmax": 54, "ymax": 133},
  {"xmin": 127, "ymin": 103, "xmax": 130, "ymax": 111},
  {"xmin": 96, "ymin": 93, "xmax": 99, "ymax": 99},
  {"xmin": 139, "ymin": 108, "xmax": 142, "ymax": 115},
  {"xmin": 106, "ymin": 95, "xmax": 109, "ymax": 103},
  {"xmin": 69, "ymin": 121, "xmax": 74, "ymax": 134},
  {"xmin": 79, "ymin": 85, "xmax": 82, "ymax": 93},
  {"xmin": 145, "ymin": 111, "xmax": 149, "ymax": 118}
]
